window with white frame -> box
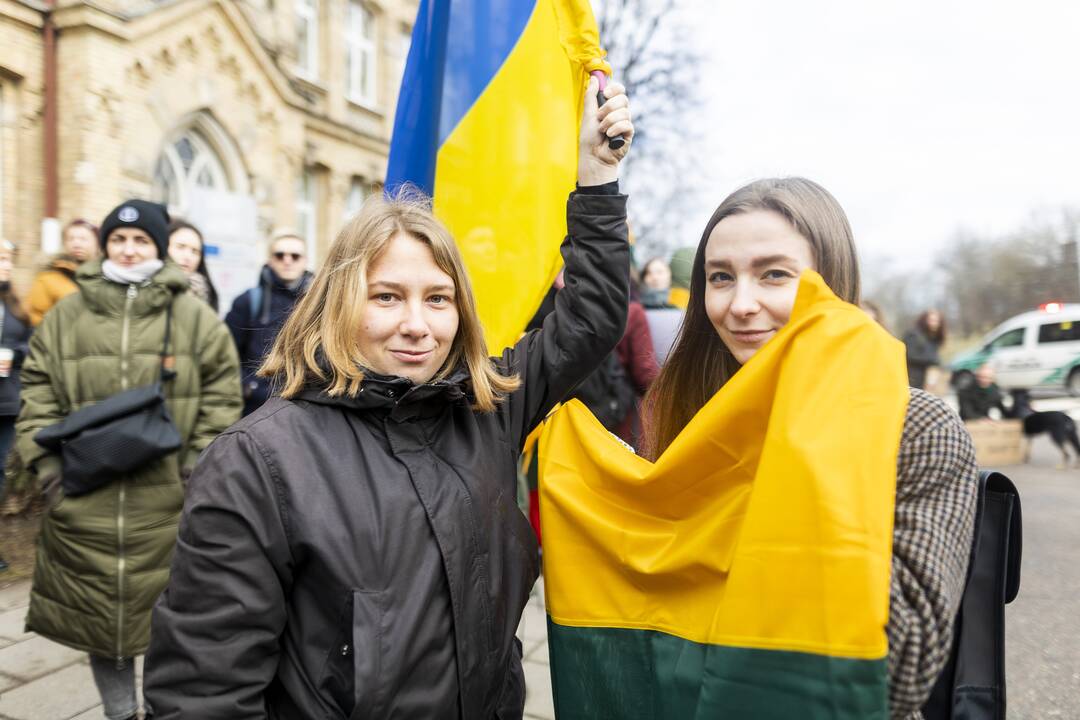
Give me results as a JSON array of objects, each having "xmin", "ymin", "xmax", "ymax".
[
  {"xmin": 153, "ymin": 129, "xmax": 231, "ymax": 213},
  {"xmin": 295, "ymin": 0, "xmax": 319, "ymax": 79},
  {"xmin": 344, "ymin": 176, "xmax": 370, "ymax": 221},
  {"xmin": 346, "ymin": 1, "xmax": 377, "ymax": 105},
  {"xmin": 296, "ymin": 169, "xmax": 319, "ymax": 264}
]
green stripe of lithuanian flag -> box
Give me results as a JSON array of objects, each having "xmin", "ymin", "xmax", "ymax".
[{"xmin": 538, "ymin": 271, "xmax": 910, "ymax": 719}]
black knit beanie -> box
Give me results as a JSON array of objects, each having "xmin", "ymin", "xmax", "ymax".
[{"xmin": 99, "ymin": 199, "xmax": 171, "ymax": 259}]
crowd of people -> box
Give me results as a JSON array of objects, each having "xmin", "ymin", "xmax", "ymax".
[
  {"xmin": 0, "ymin": 197, "xmax": 321, "ymax": 709},
  {"xmin": 0, "ymin": 80, "xmax": 979, "ymax": 720}
]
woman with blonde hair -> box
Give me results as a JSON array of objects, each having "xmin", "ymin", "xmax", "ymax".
[
  {"xmin": 144, "ymin": 80, "xmax": 634, "ymax": 718},
  {"xmin": 642, "ymin": 177, "xmax": 978, "ymax": 718}
]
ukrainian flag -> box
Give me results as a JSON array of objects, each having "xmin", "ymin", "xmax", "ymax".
[
  {"xmin": 539, "ymin": 272, "xmax": 910, "ymax": 718},
  {"xmin": 386, "ymin": 0, "xmax": 610, "ymax": 353}
]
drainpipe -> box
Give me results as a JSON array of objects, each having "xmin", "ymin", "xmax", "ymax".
[{"xmin": 41, "ymin": 0, "xmax": 61, "ymax": 254}]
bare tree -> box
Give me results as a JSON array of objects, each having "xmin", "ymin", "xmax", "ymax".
[
  {"xmin": 935, "ymin": 211, "xmax": 1079, "ymax": 337},
  {"xmin": 860, "ymin": 252, "xmax": 942, "ymax": 336},
  {"xmin": 864, "ymin": 208, "xmax": 1080, "ymax": 341},
  {"xmin": 595, "ymin": 0, "xmax": 707, "ymax": 260}
]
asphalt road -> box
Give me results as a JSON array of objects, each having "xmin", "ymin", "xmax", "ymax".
[{"xmin": 1003, "ymin": 426, "xmax": 1080, "ymax": 718}]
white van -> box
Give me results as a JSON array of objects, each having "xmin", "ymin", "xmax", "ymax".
[{"xmin": 949, "ymin": 303, "xmax": 1080, "ymax": 395}]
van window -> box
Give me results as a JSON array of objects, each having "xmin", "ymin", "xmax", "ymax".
[
  {"xmin": 987, "ymin": 327, "xmax": 1026, "ymax": 349},
  {"xmin": 1038, "ymin": 321, "xmax": 1080, "ymax": 344}
]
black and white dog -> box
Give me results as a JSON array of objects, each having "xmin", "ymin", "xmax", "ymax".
[{"xmin": 1011, "ymin": 390, "xmax": 1080, "ymax": 469}]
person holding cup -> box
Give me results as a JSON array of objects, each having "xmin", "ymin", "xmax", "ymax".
[{"xmin": 0, "ymin": 239, "xmax": 32, "ymax": 570}]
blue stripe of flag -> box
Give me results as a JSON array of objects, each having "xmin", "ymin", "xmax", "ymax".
[
  {"xmin": 386, "ymin": 0, "xmax": 537, "ymax": 195},
  {"xmin": 386, "ymin": 0, "xmax": 449, "ymax": 194}
]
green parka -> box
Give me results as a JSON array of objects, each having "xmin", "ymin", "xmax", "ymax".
[{"xmin": 16, "ymin": 260, "xmax": 242, "ymax": 659}]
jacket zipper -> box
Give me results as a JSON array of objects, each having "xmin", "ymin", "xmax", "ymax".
[
  {"xmin": 119, "ymin": 284, "xmax": 136, "ymax": 391},
  {"xmin": 116, "ymin": 283, "xmax": 136, "ymax": 662},
  {"xmin": 115, "ymin": 480, "xmax": 126, "ymax": 665}
]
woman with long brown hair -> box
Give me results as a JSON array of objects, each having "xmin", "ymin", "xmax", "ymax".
[
  {"xmin": 167, "ymin": 219, "xmax": 220, "ymax": 312},
  {"xmin": 144, "ymin": 81, "xmax": 634, "ymax": 718},
  {"xmin": 641, "ymin": 177, "xmax": 977, "ymax": 718},
  {"xmin": 904, "ymin": 309, "xmax": 946, "ymax": 390}
]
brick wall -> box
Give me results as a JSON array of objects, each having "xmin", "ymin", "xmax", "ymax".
[{"xmin": 1, "ymin": 0, "xmax": 418, "ymax": 285}]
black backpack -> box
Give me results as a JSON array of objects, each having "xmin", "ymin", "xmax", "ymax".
[
  {"xmin": 570, "ymin": 352, "xmax": 638, "ymax": 431},
  {"xmin": 921, "ymin": 470, "xmax": 1022, "ymax": 720}
]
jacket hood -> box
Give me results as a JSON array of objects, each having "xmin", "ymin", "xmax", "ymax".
[
  {"xmin": 43, "ymin": 254, "xmax": 81, "ymax": 276},
  {"xmin": 74, "ymin": 259, "xmax": 190, "ymax": 317},
  {"xmin": 295, "ymin": 365, "xmax": 473, "ymax": 420}
]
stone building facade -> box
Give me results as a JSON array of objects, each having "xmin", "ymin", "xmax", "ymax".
[{"xmin": 0, "ymin": 0, "xmax": 416, "ymax": 307}]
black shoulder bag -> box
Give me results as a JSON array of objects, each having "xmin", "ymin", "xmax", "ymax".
[
  {"xmin": 34, "ymin": 302, "xmax": 182, "ymax": 497},
  {"xmin": 921, "ymin": 470, "xmax": 1022, "ymax": 720}
]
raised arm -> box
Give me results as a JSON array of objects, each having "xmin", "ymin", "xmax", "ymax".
[
  {"xmin": 501, "ymin": 79, "xmax": 635, "ymax": 449},
  {"xmin": 144, "ymin": 430, "xmax": 293, "ymax": 719}
]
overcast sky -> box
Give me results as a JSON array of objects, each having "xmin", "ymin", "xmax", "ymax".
[{"xmin": 687, "ymin": 0, "xmax": 1080, "ymax": 270}]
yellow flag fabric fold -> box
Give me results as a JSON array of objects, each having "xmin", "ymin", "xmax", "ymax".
[{"xmin": 539, "ymin": 271, "xmax": 909, "ymax": 718}]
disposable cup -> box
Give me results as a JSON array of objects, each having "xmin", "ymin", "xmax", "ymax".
[{"xmin": 0, "ymin": 347, "xmax": 13, "ymax": 378}]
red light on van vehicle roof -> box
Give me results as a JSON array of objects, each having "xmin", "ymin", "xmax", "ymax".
[{"xmin": 1040, "ymin": 302, "xmax": 1064, "ymax": 313}]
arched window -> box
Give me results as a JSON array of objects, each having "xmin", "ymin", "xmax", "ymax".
[
  {"xmin": 154, "ymin": 131, "xmax": 230, "ymax": 211},
  {"xmin": 152, "ymin": 113, "xmax": 248, "ymax": 214}
]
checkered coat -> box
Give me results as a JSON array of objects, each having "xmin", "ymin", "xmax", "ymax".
[{"xmin": 889, "ymin": 388, "xmax": 979, "ymax": 719}]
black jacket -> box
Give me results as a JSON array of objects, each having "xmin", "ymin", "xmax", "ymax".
[
  {"xmin": 0, "ymin": 300, "xmax": 32, "ymax": 416},
  {"xmin": 903, "ymin": 327, "xmax": 941, "ymax": 389},
  {"xmin": 225, "ymin": 266, "xmax": 314, "ymax": 416},
  {"xmin": 143, "ymin": 191, "xmax": 630, "ymax": 719},
  {"xmin": 957, "ymin": 383, "xmax": 1007, "ymax": 421}
]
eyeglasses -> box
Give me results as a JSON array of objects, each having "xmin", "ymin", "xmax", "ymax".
[{"xmin": 273, "ymin": 252, "xmax": 304, "ymax": 262}]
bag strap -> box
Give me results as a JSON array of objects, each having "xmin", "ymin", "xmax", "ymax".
[
  {"xmin": 986, "ymin": 471, "xmax": 1022, "ymax": 603},
  {"xmin": 160, "ymin": 300, "xmax": 176, "ymax": 383}
]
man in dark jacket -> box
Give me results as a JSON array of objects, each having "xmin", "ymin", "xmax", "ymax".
[
  {"xmin": 957, "ymin": 363, "xmax": 1007, "ymax": 421},
  {"xmin": 225, "ymin": 232, "xmax": 313, "ymax": 415}
]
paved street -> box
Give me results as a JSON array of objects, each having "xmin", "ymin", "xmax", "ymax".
[
  {"xmin": 1, "ymin": 401, "xmax": 1078, "ymax": 718},
  {"xmin": 1004, "ymin": 434, "xmax": 1080, "ymax": 718}
]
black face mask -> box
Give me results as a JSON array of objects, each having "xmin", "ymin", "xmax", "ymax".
[{"xmin": 0, "ymin": 281, "xmax": 10, "ymax": 293}]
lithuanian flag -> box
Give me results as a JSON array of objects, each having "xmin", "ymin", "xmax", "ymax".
[
  {"xmin": 386, "ymin": 0, "xmax": 610, "ymax": 353},
  {"xmin": 539, "ymin": 272, "xmax": 909, "ymax": 718}
]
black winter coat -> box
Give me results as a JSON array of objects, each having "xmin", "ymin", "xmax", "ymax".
[
  {"xmin": 0, "ymin": 300, "xmax": 32, "ymax": 416},
  {"xmin": 957, "ymin": 382, "xmax": 1007, "ymax": 421},
  {"xmin": 143, "ymin": 191, "xmax": 630, "ymax": 719},
  {"xmin": 225, "ymin": 266, "xmax": 313, "ymax": 416},
  {"xmin": 903, "ymin": 327, "xmax": 941, "ymax": 390}
]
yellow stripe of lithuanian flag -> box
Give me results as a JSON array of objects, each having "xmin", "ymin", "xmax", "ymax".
[{"xmin": 539, "ymin": 271, "xmax": 909, "ymax": 719}]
